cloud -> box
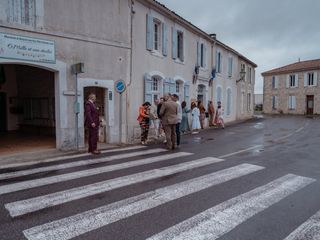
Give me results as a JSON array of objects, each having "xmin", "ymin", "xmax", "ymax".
[{"xmin": 157, "ymin": 0, "xmax": 320, "ymax": 93}]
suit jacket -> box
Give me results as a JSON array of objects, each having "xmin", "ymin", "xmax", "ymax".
[
  {"xmin": 159, "ymin": 99, "xmax": 178, "ymax": 125},
  {"xmin": 85, "ymin": 100, "xmax": 99, "ymax": 128}
]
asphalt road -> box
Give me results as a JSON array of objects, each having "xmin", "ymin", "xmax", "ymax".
[{"xmin": 0, "ymin": 115, "xmax": 320, "ymax": 240}]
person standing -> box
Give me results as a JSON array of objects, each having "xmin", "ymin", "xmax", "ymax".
[
  {"xmin": 137, "ymin": 102, "xmax": 151, "ymax": 144},
  {"xmin": 208, "ymin": 100, "xmax": 215, "ymax": 127},
  {"xmin": 198, "ymin": 101, "xmax": 206, "ymax": 129},
  {"xmin": 149, "ymin": 99, "xmax": 160, "ymax": 138},
  {"xmin": 85, "ymin": 93, "xmax": 100, "ymax": 154},
  {"xmin": 181, "ymin": 101, "xmax": 190, "ymax": 133},
  {"xmin": 159, "ymin": 94, "xmax": 178, "ymax": 150},
  {"xmin": 191, "ymin": 102, "xmax": 201, "ymax": 134},
  {"xmin": 172, "ymin": 94, "xmax": 182, "ymax": 147}
]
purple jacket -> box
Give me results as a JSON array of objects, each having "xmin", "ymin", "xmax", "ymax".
[{"xmin": 85, "ymin": 100, "xmax": 99, "ymax": 128}]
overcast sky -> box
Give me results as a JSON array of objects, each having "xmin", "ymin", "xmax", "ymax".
[{"xmin": 157, "ymin": 0, "xmax": 320, "ymax": 94}]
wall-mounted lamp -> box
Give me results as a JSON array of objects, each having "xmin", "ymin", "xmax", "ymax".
[{"xmin": 236, "ymin": 69, "xmax": 246, "ymax": 83}]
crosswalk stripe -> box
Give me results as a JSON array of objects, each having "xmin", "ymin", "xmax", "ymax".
[
  {"xmin": 0, "ymin": 148, "xmax": 165, "ymax": 181},
  {"xmin": 283, "ymin": 210, "xmax": 320, "ymax": 240},
  {"xmin": 0, "ymin": 152, "xmax": 192, "ymax": 197},
  {"xmin": 22, "ymin": 163, "xmax": 264, "ymax": 240},
  {"xmin": 146, "ymin": 174, "xmax": 315, "ymax": 240},
  {"xmin": 5, "ymin": 157, "xmax": 224, "ymax": 217},
  {"xmin": 0, "ymin": 145, "xmax": 146, "ymax": 170}
]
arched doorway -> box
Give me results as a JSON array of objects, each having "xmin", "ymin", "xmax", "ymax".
[{"xmin": 0, "ymin": 64, "xmax": 56, "ymax": 154}]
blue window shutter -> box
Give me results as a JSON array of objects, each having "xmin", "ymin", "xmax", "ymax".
[
  {"xmin": 314, "ymin": 72, "xmax": 318, "ymax": 86},
  {"xmin": 197, "ymin": 42, "xmax": 201, "ymax": 66},
  {"xmin": 146, "ymin": 14, "xmax": 153, "ymax": 51},
  {"xmin": 304, "ymin": 73, "xmax": 308, "ymax": 86},
  {"xmin": 204, "ymin": 45, "xmax": 207, "ymax": 68},
  {"xmin": 216, "ymin": 86, "xmax": 222, "ymax": 103},
  {"xmin": 295, "ymin": 74, "xmax": 299, "ymax": 87},
  {"xmin": 215, "ymin": 50, "xmax": 218, "ymax": 72},
  {"xmin": 162, "ymin": 23, "xmax": 168, "ymax": 56},
  {"xmin": 172, "ymin": 27, "xmax": 177, "ymax": 59},
  {"xmin": 169, "ymin": 78, "xmax": 175, "ymax": 94},
  {"xmin": 144, "ymin": 74, "xmax": 152, "ymax": 103}
]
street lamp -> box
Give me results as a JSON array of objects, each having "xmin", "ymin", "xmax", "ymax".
[{"xmin": 236, "ymin": 69, "xmax": 246, "ymax": 83}]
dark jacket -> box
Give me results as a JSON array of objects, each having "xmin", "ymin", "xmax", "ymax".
[{"xmin": 85, "ymin": 100, "xmax": 99, "ymax": 128}]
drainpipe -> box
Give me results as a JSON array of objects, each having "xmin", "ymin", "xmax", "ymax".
[{"xmin": 125, "ymin": 0, "xmax": 134, "ymax": 143}]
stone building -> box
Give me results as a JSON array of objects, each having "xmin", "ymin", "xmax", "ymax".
[
  {"xmin": 262, "ymin": 59, "xmax": 320, "ymax": 115},
  {"xmin": 0, "ymin": 0, "xmax": 257, "ymax": 152}
]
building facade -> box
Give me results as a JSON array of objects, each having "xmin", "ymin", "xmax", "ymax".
[
  {"xmin": 0, "ymin": 0, "xmax": 257, "ymax": 151},
  {"xmin": 262, "ymin": 59, "xmax": 320, "ymax": 115}
]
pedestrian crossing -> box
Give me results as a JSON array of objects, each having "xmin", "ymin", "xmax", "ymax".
[{"xmin": 0, "ymin": 145, "xmax": 319, "ymax": 240}]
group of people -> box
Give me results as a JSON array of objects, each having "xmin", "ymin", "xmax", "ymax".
[{"xmin": 137, "ymin": 94, "xmax": 225, "ymax": 150}]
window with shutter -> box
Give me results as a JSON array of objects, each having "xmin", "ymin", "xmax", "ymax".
[
  {"xmin": 162, "ymin": 23, "xmax": 168, "ymax": 56},
  {"xmin": 177, "ymin": 31, "xmax": 184, "ymax": 61},
  {"xmin": 184, "ymin": 83, "xmax": 190, "ymax": 105},
  {"xmin": 216, "ymin": 86, "xmax": 222, "ymax": 104}
]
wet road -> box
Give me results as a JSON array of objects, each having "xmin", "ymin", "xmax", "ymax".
[{"xmin": 0, "ymin": 115, "xmax": 320, "ymax": 240}]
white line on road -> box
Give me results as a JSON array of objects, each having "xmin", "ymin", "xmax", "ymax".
[
  {"xmin": 0, "ymin": 145, "xmax": 146, "ymax": 170},
  {"xmin": 22, "ymin": 163, "xmax": 264, "ymax": 240},
  {"xmin": 283, "ymin": 210, "xmax": 320, "ymax": 240},
  {"xmin": 6, "ymin": 157, "xmax": 224, "ymax": 217},
  {"xmin": 218, "ymin": 145, "xmax": 263, "ymax": 159},
  {"xmin": 0, "ymin": 148, "xmax": 165, "ymax": 181},
  {"xmin": 147, "ymin": 174, "xmax": 315, "ymax": 240},
  {"xmin": 0, "ymin": 152, "xmax": 192, "ymax": 197}
]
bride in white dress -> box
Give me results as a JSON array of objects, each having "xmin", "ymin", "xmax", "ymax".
[{"xmin": 191, "ymin": 102, "xmax": 201, "ymax": 133}]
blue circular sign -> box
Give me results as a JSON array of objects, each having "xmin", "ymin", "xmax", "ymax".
[{"xmin": 115, "ymin": 80, "xmax": 126, "ymax": 93}]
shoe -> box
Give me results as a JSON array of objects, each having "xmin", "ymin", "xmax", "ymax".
[{"xmin": 92, "ymin": 150, "xmax": 101, "ymax": 155}]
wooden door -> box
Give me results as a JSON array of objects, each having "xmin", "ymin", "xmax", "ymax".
[{"xmin": 306, "ymin": 95, "xmax": 314, "ymax": 115}]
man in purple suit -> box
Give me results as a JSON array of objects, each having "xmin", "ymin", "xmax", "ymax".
[{"xmin": 85, "ymin": 93, "xmax": 100, "ymax": 154}]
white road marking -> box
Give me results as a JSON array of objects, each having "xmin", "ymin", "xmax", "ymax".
[
  {"xmin": 22, "ymin": 163, "xmax": 264, "ymax": 240},
  {"xmin": 0, "ymin": 152, "xmax": 191, "ymax": 197},
  {"xmin": 0, "ymin": 148, "xmax": 165, "ymax": 181},
  {"xmin": 147, "ymin": 174, "xmax": 315, "ymax": 240},
  {"xmin": 0, "ymin": 145, "xmax": 146, "ymax": 170},
  {"xmin": 6, "ymin": 157, "xmax": 224, "ymax": 217},
  {"xmin": 283, "ymin": 210, "xmax": 320, "ymax": 240},
  {"xmin": 218, "ymin": 145, "xmax": 263, "ymax": 158}
]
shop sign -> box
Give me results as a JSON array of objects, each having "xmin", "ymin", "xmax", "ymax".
[{"xmin": 0, "ymin": 32, "xmax": 55, "ymax": 63}]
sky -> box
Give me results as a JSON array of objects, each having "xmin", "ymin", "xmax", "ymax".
[{"xmin": 157, "ymin": 0, "xmax": 320, "ymax": 94}]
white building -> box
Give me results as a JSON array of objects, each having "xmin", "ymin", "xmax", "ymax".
[{"xmin": 0, "ymin": 0, "xmax": 257, "ymax": 152}]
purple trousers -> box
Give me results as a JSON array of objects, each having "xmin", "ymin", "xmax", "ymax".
[{"xmin": 88, "ymin": 126, "xmax": 98, "ymax": 152}]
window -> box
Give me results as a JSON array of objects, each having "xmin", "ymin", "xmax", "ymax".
[
  {"xmin": 8, "ymin": 0, "xmax": 35, "ymax": 27},
  {"xmin": 241, "ymin": 63, "xmax": 246, "ymax": 81},
  {"xmin": 177, "ymin": 31, "xmax": 184, "ymax": 61},
  {"xmin": 216, "ymin": 86, "xmax": 222, "ymax": 104},
  {"xmin": 176, "ymin": 82, "xmax": 180, "ymax": 93},
  {"xmin": 288, "ymin": 96, "xmax": 296, "ymax": 110},
  {"xmin": 272, "ymin": 76, "xmax": 278, "ymax": 89},
  {"xmin": 197, "ymin": 42, "xmax": 207, "ymax": 68},
  {"xmin": 216, "ymin": 51, "xmax": 222, "ymax": 73},
  {"xmin": 146, "ymin": 14, "xmax": 168, "ymax": 56},
  {"xmin": 247, "ymin": 93, "xmax": 251, "ymax": 111},
  {"xmin": 272, "ymin": 96, "xmax": 278, "ymax": 110},
  {"xmin": 228, "ymin": 57, "xmax": 233, "ymax": 77},
  {"xmin": 289, "ymin": 75, "xmax": 296, "ymax": 87},
  {"xmin": 152, "ymin": 77, "xmax": 159, "ymax": 91},
  {"xmin": 153, "ymin": 19, "xmax": 161, "ymax": 51},
  {"xmin": 248, "ymin": 67, "xmax": 252, "ymax": 83},
  {"xmin": 308, "ymin": 73, "xmax": 314, "ymax": 86}
]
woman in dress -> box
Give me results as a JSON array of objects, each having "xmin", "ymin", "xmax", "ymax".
[
  {"xmin": 181, "ymin": 101, "xmax": 190, "ymax": 133},
  {"xmin": 191, "ymin": 102, "xmax": 201, "ymax": 134}
]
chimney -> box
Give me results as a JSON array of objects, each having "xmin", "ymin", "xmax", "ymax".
[{"xmin": 209, "ymin": 33, "xmax": 216, "ymax": 39}]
